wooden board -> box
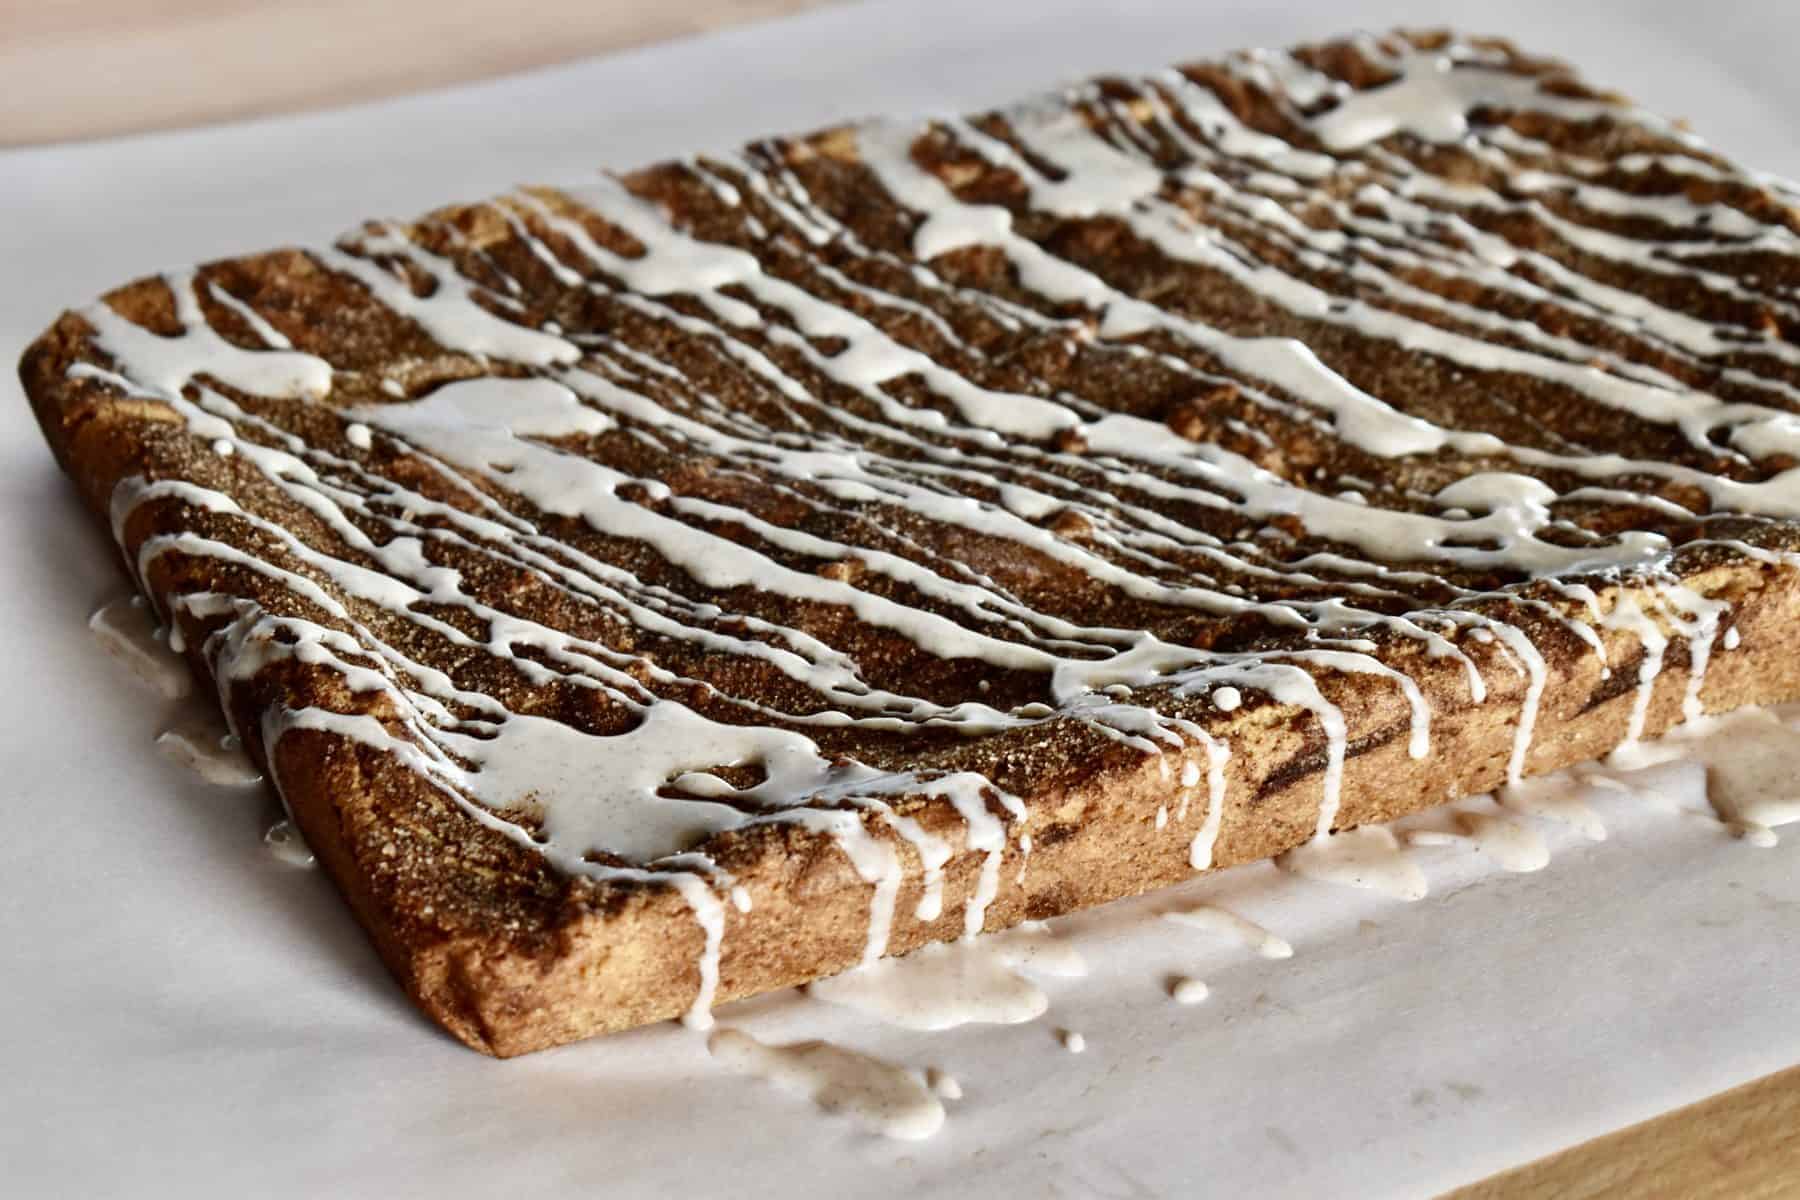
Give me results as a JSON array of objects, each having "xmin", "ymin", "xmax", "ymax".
[
  {"xmin": 0, "ymin": 0, "xmax": 836, "ymax": 145},
  {"xmin": 1447, "ymin": 1063, "xmax": 1800, "ymax": 1199}
]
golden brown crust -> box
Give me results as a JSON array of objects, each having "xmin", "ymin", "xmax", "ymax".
[
  {"xmin": 20, "ymin": 30, "xmax": 1800, "ymax": 1055},
  {"xmin": 286, "ymin": 558, "xmax": 1800, "ymax": 1056}
]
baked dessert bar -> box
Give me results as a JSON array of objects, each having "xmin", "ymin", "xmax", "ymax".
[{"xmin": 22, "ymin": 30, "xmax": 1800, "ymax": 1055}]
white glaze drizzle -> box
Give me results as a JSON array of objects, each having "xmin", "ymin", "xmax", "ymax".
[
  {"xmin": 264, "ymin": 819, "xmax": 317, "ymax": 867},
  {"xmin": 1170, "ymin": 977, "xmax": 1210, "ymax": 1005},
  {"xmin": 807, "ymin": 920, "xmax": 1084, "ymax": 1031},
  {"xmin": 706, "ymin": 1028, "xmax": 944, "ymax": 1141},
  {"xmin": 928, "ymin": 1069, "xmax": 962, "ymax": 1100},
  {"xmin": 1606, "ymin": 707, "xmax": 1800, "ymax": 845},
  {"xmin": 1405, "ymin": 808, "xmax": 1549, "ymax": 873},
  {"xmin": 1187, "ymin": 735, "xmax": 1231, "ymax": 869},
  {"xmin": 1309, "ymin": 42, "xmax": 1622, "ymax": 152},
  {"xmin": 1276, "ymin": 826, "xmax": 1428, "ymax": 901},
  {"xmin": 156, "ymin": 709, "xmax": 263, "ymax": 786},
  {"xmin": 66, "ymin": 31, "xmax": 1800, "ymax": 1029},
  {"xmin": 1499, "ymin": 773, "xmax": 1609, "ymax": 842},
  {"xmin": 1162, "ymin": 904, "xmax": 1294, "ymax": 958},
  {"xmin": 88, "ymin": 596, "xmax": 191, "ymax": 700}
]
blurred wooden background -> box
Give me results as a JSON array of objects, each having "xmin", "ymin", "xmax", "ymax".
[
  {"xmin": 0, "ymin": 0, "xmax": 833, "ymax": 145},
  {"xmin": 3, "ymin": 2, "xmax": 1797, "ymax": 1195}
]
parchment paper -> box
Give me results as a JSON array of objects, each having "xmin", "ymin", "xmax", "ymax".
[{"xmin": 4, "ymin": 2, "xmax": 1797, "ymax": 1195}]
